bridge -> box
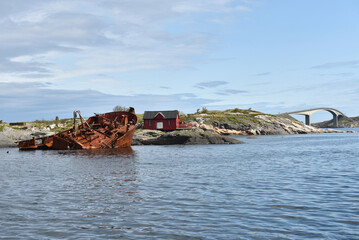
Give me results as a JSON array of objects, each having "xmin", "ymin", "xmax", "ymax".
[{"xmin": 285, "ymin": 108, "xmax": 346, "ymax": 127}]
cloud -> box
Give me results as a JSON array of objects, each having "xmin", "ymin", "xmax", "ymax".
[
  {"xmin": 254, "ymin": 72, "xmax": 271, "ymax": 76},
  {"xmin": 0, "ymin": 82, "xmax": 215, "ymax": 122},
  {"xmin": 311, "ymin": 60, "xmax": 359, "ymax": 69},
  {"xmin": 0, "ymin": 0, "xmax": 252, "ymax": 84},
  {"xmin": 171, "ymin": 0, "xmax": 251, "ymax": 13},
  {"xmin": 246, "ymin": 81, "xmax": 271, "ymax": 86},
  {"xmin": 0, "ymin": 58, "xmax": 51, "ymax": 73},
  {"xmin": 195, "ymin": 81, "xmax": 229, "ymax": 89},
  {"xmin": 215, "ymin": 89, "xmax": 248, "ymax": 95},
  {"xmin": 319, "ymin": 72, "xmax": 354, "ymax": 77},
  {"xmin": 0, "ymin": 1, "xmax": 257, "ymax": 121},
  {"xmin": 21, "ymin": 73, "xmax": 54, "ymax": 79}
]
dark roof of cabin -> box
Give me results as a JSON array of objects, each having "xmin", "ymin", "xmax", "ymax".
[{"xmin": 143, "ymin": 110, "xmax": 179, "ymax": 120}]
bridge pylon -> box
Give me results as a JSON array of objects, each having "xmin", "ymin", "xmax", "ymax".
[{"xmin": 305, "ymin": 115, "xmax": 310, "ymax": 125}]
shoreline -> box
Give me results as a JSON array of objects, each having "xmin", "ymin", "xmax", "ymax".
[
  {"xmin": 1, "ymin": 125, "xmax": 357, "ymax": 149},
  {"xmin": 1, "ymin": 108, "xmax": 358, "ymax": 148}
]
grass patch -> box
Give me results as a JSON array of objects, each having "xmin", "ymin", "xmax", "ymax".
[
  {"xmin": 181, "ymin": 108, "xmax": 270, "ymax": 126},
  {"xmin": 136, "ymin": 114, "xmax": 144, "ymax": 125}
]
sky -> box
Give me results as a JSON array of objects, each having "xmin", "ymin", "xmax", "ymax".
[{"xmin": 1, "ymin": 0, "xmax": 358, "ymax": 122}]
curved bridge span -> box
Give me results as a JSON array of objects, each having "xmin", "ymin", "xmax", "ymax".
[{"xmin": 285, "ymin": 108, "xmax": 346, "ymax": 127}]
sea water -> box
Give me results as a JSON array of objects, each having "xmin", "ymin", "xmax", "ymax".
[{"xmin": 0, "ymin": 131, "xmax": 358, "ymax": 239}]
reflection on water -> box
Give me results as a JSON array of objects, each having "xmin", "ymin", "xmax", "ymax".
[
  {"xmin": 1, "ymin": 133, "xmax": 359, "ymax": 239},
  {"xmin": 0, "ymin": 146, "xmax": 140, "ymax": 239},
  {"xmin": 58, "ymin": 147, "xmax": 135, "ymax": 158}
]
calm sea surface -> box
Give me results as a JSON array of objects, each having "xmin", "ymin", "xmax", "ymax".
[{"xmin": 1, "ymin": 131, "xmax": 359, "ymax": 239}]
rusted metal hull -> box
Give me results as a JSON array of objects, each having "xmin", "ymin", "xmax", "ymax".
[{"xmin": 18, "ymin": 108, "xmax": 137, "ymax": 150}]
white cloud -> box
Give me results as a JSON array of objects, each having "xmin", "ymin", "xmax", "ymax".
[
  {"xmin": 311, "ymin": 60, "xmax": 359, "ymax": 69},
  {"xmin": 0, "ymin": 82, "xmax": 215, "ymax": 121},
  {"xmin": 172, "ymin": 0, "xmax": 250, "ymax": 13},
  {"xmin": 195, "ymin": 81, "xmax": 229, "ymax": 89},
  {"xmin": 0, "ymin": 0, "xmax": 252, "ymax": 84},
  {"xmin": 0, "ymin": 0, "xmax": 256, "ymax": 121}
]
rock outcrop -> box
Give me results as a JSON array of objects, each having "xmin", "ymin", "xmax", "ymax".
[
  {"xmin": 1, "ymin": 108, "xmax": 356, "ymax": 148},
  {"xmin": 312, "ymin": 116, "xmax": 359, "ymax": 128},
  {"xmin": 0, "ymin": 126, "xmax": 54, "ymax": 148},
  {"xmin": 183, "ymin": 114, "xmax": 355, "ymax": 136},
  {"xmin": 132, "ymin": 129, "xmax": 243, "ymax": 145}
]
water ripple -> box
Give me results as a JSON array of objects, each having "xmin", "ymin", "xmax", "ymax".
[{"xmin": 1, "ymin": 132, "xmax": 359, "ymax": 239}]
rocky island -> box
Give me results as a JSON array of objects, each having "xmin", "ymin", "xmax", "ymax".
[
  {"xmin": 312, "ymin": 116, "xmax": 359, "ymax": 128},
  {"xmin": 175, "ymin": 108, "xmax": 354, "ymax": 135},
  {"xmin": 132, "ymin": 129, "xmax": 242, "ymax": 145}
]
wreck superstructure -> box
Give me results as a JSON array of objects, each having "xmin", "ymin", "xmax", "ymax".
[{"xmin": 18, "ymin": 107, "xmax": 137, "ymax": 150}]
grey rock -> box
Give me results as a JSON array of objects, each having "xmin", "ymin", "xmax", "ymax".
[
  {"xmin": 0, "ymin": 133, "xmax": 17, "ymax": 148},
  {"xmin": 0, "ymin": 126, "xmax": 55, "ymax": 148},
  {"xmin": 132, "ymin": 130, "xmax": 243, "ymax": 145},
  {"xmin": 31, "ymin": 132, "xmax": 48, "ymax": 137}
]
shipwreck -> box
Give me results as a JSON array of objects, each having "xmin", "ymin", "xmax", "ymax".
[{"xmin": 18, "ymin": 107, "xmax": 137, "ymax": 150}]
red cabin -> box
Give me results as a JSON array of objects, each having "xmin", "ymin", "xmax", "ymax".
[{"xmin": 143, "ymin": 110, "xmax": 179, "ymax": 130}]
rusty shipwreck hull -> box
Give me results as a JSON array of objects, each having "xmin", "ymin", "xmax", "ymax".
[{"xmin": 18, "ymin": 108, "xmax": 137, "ymax": 150}]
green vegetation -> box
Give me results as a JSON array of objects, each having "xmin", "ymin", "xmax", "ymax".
[
  {"xmin": 1, "ymin": 107, "xmax": 306, "ymax": 133},
  {"xmin": 199, "ymin": 107, "xmax": 208, "ymax": 113},
  {"xmin": 312, "ymin": 116, "xmax": 359, "ymax": 128},
  {"xmin": 137, "ymin": 113, "xmax": 144, "ymax": 125},
  {"xmin": 0, "ymin": 118, "xmax": 74, "ymax": 133},
  {"xmin": 180, "ymin": 108, "xmax": 274, "ymax": 126},
  {"xmin": 113, "ymin": 105, "xmax": 128, "ymax": 112},
  {"xmin": 32, "ymin": 118, "xmax": 74, "ymax": 133}
]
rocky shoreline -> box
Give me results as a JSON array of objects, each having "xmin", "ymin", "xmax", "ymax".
[
  {"xmin": 180, "ymin": 114, "xmax": 357, "ymax": 135},
  {"xmin": 1, "ymin": 109, "xmax": 357, "ymax": 148},
  {"xmin": 0, "ymin": 126, "xmax": 243, "ymax": 148},
  {"xmin": 312, "ymin": 116, "xmax": 359, "ymax": 128},
  {"xmin": 0, "ymin": 126, "xmax": 55, "ymax": 148},
  {"xmin": 132, "ymin": 129, "xmax": 242, "ymax": 145}
]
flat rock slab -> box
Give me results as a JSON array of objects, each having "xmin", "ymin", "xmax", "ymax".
[
  {"xmin": 0, "ymin": 126, "xmax": 55, "ymax": 148},
  {"xmin": 0, "ymin": 133, "xmax": 17, "ymax": 148},
  {"xmin": 132, "ymin": 130, "xmax": 243, "ymax": 145}
]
